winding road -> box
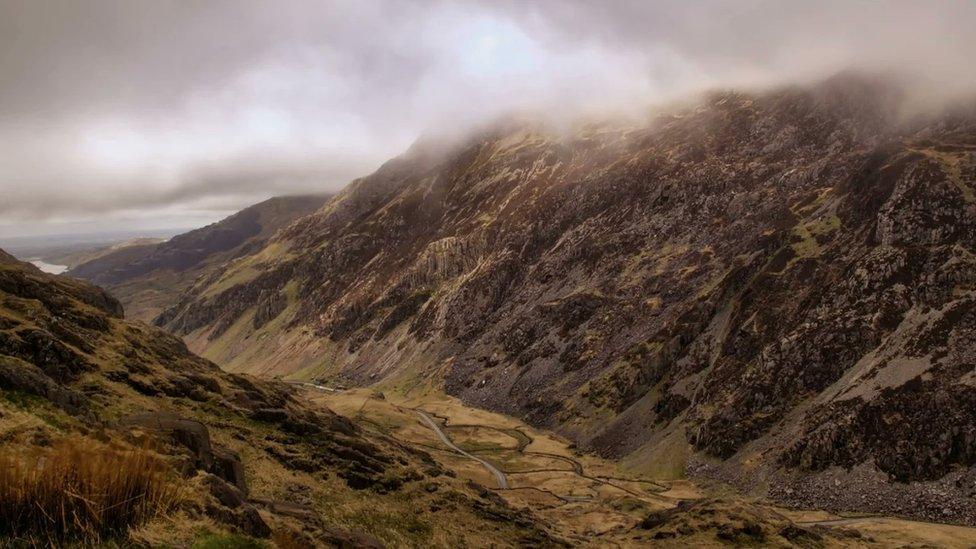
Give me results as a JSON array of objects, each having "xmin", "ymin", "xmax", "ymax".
[
  {"xmin": 415, "ymin": 410, "xmax": 509, "ymax": 489},
  {"xmin": 296, "ymin": 384, "xmax": 663, "ymax": 500}
]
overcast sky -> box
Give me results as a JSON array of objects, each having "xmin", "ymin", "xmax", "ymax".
[{"xmin": 1, "ymin": 0, "xmax": 975, "ymax": 238}]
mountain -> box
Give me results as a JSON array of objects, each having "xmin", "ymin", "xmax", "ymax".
[
  {"xmin": 156, "ymin": 75, "xmax": 976, "ymax": 523},
  {"xmin": 49, "ymin": 237, "xmax": 167, "ymax": 269},
  {"xmin": 0, "ymin": 250, "xmax": 556, "ymax": 546},
  {"xmin": 68, "ymin": 194, "xmax": 330, "ymax": 321}
]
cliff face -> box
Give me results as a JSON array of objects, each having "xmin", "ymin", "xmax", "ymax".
[
  {"xmin": 67, "ymin": 194, "xmax": 329, "ymax": 321},
  {"xmin": 157, "ymin": 76, "xmax": 976, "ymax": 496}
]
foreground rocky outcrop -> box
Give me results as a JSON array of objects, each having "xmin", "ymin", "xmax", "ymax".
[
  {"xmin": 156, "ymin": 74, "xmax": 976, "ymax": 523},
  {"xmin": 0, "ymin": 251, "xmax": 556, "ymax": 547}
]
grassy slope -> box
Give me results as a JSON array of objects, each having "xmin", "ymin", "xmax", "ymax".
[{"xmin": 0, "ymin": 253, "xmax": 555, "ymax": 547}]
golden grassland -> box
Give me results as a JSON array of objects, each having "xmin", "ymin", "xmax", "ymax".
[
  {"xmin": 309, "ymin": 385, "xmax": 696, "ymax": 544},
  {"xmin": 306, "ymin": 381, "xmax": 976, "ymax": 548}
]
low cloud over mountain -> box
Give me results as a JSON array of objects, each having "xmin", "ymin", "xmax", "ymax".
[{"xmin": 2, "ymin": 0, "xmax": 974, "ymax": 236}]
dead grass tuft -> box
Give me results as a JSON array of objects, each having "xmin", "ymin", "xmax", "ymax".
[{"xmin": 0, "ymin": 436, "xmax": 183, "ymax": 546}]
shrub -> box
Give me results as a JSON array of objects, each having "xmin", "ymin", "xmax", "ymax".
[{"xmin": 0, "ymin": 436, "xmax": 183, "ymax": 546}]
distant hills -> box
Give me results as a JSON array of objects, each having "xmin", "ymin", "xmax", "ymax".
[{"xmin": 67, "ymin": 194, "xmax": 330, "ymax": 321}]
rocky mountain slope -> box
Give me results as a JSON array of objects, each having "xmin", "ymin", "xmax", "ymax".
[
  {"xmin": 68, "ymin": 194, "xmax": 329, "ymax": 321},
  {"xmin": 156, "ymin": 75, "xmax": 976, "ymax": 522},
  {"xmin": 0, "ymin": 250, "xmax": 556, "ymax": 546}
]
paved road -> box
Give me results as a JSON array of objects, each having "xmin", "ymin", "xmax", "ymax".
[{"xmin": 415, "ymin": 410, "xmax": 509, "ymax": 489}]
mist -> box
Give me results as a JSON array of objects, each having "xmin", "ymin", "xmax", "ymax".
[{"xmin": 1, "ymin": 0, "xmax": 974, "ymax": 238}]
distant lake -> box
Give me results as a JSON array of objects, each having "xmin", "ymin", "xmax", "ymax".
[{"xmin": 29, "ymin": 259, "xmax": 68, "ymax": 274}]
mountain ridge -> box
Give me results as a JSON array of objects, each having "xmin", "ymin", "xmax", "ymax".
[{"xmin": 155, "ymin": 75, "xmax": 976, "ymax": 523}]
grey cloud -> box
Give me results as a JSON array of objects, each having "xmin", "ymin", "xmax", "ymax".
[
  {"xmin": 0, "ymin": 153, "xmax": 374, "ymax": 217},
  {"xmin": 0, "ymin": 0, "xmax": 434, "ymax": 122},
  {"xmin": 515, "ymin": 1, "xmax": 976, "ymax": 98},
  {"xmin": 1, "ymin": 0, "xmax": 975, "ymax": 236}
]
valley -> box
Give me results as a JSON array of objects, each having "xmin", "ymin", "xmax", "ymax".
[
  {"xmin": 135, "ymin": 75, "xmax": 976, "ymax": 534},
  {"xmin": 5, "ymin": 1, "xmax": 976, "ymax": 546},
  {"xmin": 311, "ymin": 385, "xmax": 700, "ymax": 543},
  {"xmin": 4, "ymin": 74, "xmax": 976, "ymax": 547},
  {"xmin": 298, "ymin": 381, "xmax": 976, "ymax": 547}
]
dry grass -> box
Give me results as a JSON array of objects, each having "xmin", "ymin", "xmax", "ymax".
[{"xmin": 0, "ymin": 437, "xmax": 183, "ymax": 546}]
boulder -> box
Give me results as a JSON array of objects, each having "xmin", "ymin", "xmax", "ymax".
[
  {"xmin": 0, "ymin": 355, "xmax": 88, "ymax": 414},
  {"xmin": 203, "ymin": 474, "xmax": 245, "ymax": 509},
  {"xmin": 124, "ymin": 411, "xmax": 215, "ymax": 470},
  {"xmin": 213, "ymin": 447, "xmax": 248, "ymax": 493}
]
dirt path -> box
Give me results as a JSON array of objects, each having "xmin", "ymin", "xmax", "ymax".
[
  {"xmin": 416, "ymin": 410, "xmax": 510, "ymax": 489},
  {"xmin": 284, "ymin": 380, "xmax": 339, "ymax": 392},
  {"xmin": 797, "ymin": 517, "xmax": 878, "ymax": 527}
]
